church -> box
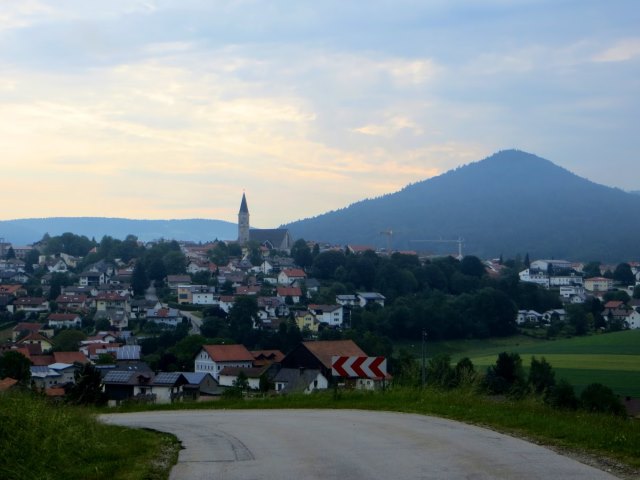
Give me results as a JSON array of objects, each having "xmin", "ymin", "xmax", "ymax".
[{"xmin": 238, "ymin": 193, "xmax": 293, "ymax": 252}]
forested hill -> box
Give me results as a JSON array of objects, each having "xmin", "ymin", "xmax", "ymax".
[
  {"xmin": 284, "ymin": 150, "xmax": 640, "ymax": 262},
  {"xmin": 0, "ymin": 217, "xmax": 237, "ymax": 245}
]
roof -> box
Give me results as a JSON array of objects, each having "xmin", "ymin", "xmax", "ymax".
[
  {"xmin": 273, "ymin": 368, "xmax": 324, "ymax": 392},
  {"xmin": 309, "ymin": 304, "xmax": 342, "ymax": 313},
  {"xmin": 281, "ymin": 268, "xmax": 306, "ymax": 278},
  {"xmin": 251, "ymin": 349, "xmax": 285, "ymax": 365},
  {"xmin": 0, "ymin": 377, "xmax": 18, "ymax": 391},
  {"xmin": 277, "ymin": 286, "xmax": 302, "ymax": 296},
  {"xmin": 103, "ymin": 370, "xmax": 154, "ymax": 385},
  {"xmin": 96, "ymin": 292, "xmax": 128, "ymax": 301},
  {"xmin": 53, "ymin": 352, "xmax": 89, "ymax": 364},
  {"xmin": 301, "ymin": 340, "xmax": 367, "ymax": 369},
  {"xmin": 153, "ymin": 372, "xmax": 187, "ymax": 386},
  {"xmin": 30, "ymin": 355, "xmax": 54, "ymax": 366},
  {"xmin": 13, "ymin": 322, "xmax": 43, "ymax": 332},
  {"xmin": 0, "ymin": 285, "xmax": 22, "ymax": 295},
  {"xmin": 239, "ymin": 192, "xmax": 249, "ymax": 213},
  {"xmin": 116, "ymin": 345, "xmax": 141, "ymax": 361},
  {"xmin": 202, "ymin": 344, "xmax": 254, "ymax": 362},
  {"xmin": 181, "ymin": 372, "xmax": 214, "ymax": 385},
  {"xmin": 14, "ymin": 297, "xmax": 47, "ymax": 306},
  {"xmin": 249, "ymin": 229, "xmax": 290, "ymax": 247},
  {"xmin": 18, "ymin": 332, "xmax": 51, "ymax": 344},
  {"xmin": 56, "ymin": 295, "xmax": 87, "ymax": 303}
]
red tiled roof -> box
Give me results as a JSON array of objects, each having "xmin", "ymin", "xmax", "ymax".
[
  {"xmin": 0, "ymin": 377, "xmax": 18, "ymax": 391},
  {"xmin": 302, "ymin": 340, "xmax": 366, "ymax": 369},
  {"xmin": 56, "ymin": 295, "xmax": 87, "ymax": 303},
  {"xmin": 281, "ymin": 268, "xmax": 306, "ymax": 278},
  {"xmin": 251, "ymin": 349, "xmax": 285, "ymax": 365},
  {"xmin": 18, "ymin": 332, "xmax": 51, "ymax": 344},
  {"xmin": 53, "ymin": 352, "xmax": 89, "ymax": 364},
  {"xmin": 96, "ymin": 292, "xmax": 127, "ymax": 301},
  {"xmin": 31, "ymin": 355, "xmax": 54, "ymax": 366},
  {"xmin": 14, "ymin": 297, "xmax": 47, "ymax": 306},
  {"xmin": 277, "ymin": 286, "xmax": 302, "ymax": 297},
  {"xmin": 12, "ymin": 322, "xmax": 43, "ymax": 333},
  {"xmin": 202, "ymin": 344, "xmax": 253, "ymax": 362},
  {"xmin": 0, "ymin": 285, "xmax": 22, "ymax": 295}
]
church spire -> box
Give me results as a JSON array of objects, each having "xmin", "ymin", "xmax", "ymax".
[
  {"xmin": 238, "ymin": 192, "xmax": 250, "ymax": 245},
  {"xmin": 239, "ymin": 192, "xmax": 249, "ymax": 214}
]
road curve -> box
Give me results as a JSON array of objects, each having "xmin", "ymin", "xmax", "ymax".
[{"xmin": 100, "ymin": 409, "xmax": 619, "ymax": 480}]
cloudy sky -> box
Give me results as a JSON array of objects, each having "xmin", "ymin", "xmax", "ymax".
[{"xmin": 1, "ymin": 1, "xmax": 638, "ymax": 227}]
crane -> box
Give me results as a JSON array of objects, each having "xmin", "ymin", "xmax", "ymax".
[
  {"xmin": 410, "ymin": 237, "xmax": 464, "ymax": 260},
  {"xmin": 380, "ymin": 229, "xmax": 393, "ymax": 252}
]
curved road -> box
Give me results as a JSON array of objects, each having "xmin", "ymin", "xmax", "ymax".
[{"xmin": 101, "ymin": 409, "xmax": 618, "ymax": 480}]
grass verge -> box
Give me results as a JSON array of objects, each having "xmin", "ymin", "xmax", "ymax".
[{"xmin": 0, "ymin": 391, "xmax": 180, "ymax": 480}]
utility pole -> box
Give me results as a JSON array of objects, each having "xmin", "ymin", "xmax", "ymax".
[{"xmin": 421, "ymin": 329, "xmax": 427, "ymax": 388}]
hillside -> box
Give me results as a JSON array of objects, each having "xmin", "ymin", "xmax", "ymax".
[
  {"xmin": 284, "ymin": 150, "xmax": 640, "ymax": 262},
  {"xmin": 0, "ymin": 217, "xmax": 237, "ymax": 245}
]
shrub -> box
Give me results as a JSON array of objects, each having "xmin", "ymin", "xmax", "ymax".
[
  {"xmin": 545, "ymin": 379, "xmax": 578, "ymax": 410},
  {"xmin": 580, "ymin": 383, "xmax": 626, "ymax": 416}
]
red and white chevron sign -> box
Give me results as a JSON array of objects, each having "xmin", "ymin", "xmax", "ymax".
[{"xmin": 331, "ymin": 356, "xmax": 387, "ymax": 379}]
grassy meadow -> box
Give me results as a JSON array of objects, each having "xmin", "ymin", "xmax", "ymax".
[{"xmin": 402, "ymin": 330, "xmax": 640, "ymax": 397}]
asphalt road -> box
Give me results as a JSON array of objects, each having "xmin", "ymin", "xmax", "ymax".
[{"xmin": 100, "ymin": 409, "xmax": 619, "ymax": 480}]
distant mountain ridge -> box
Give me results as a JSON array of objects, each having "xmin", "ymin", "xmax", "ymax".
[
  {"xmin": 284, "ymin": 150, "xmax": 640, "ymax": 262},
  {"xmin": 0, "ymin": 217, "xmax": 237, "ymax": 245}
]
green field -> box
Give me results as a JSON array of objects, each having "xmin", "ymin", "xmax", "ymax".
[{"xmin": 401, "ymin": 330, "xmax": 640, "ymax": 397}]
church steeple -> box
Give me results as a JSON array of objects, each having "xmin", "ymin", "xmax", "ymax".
[{"xmin": 238, "ymin": 192, "xmax": 250, "ymax": 245}]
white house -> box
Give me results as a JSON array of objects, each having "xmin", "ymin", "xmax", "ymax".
[
  {"xmin": 308, "ymin": 304, "xmax": 344, "ymax": 327},
  {"xmin": 47, "ymin": 313, "xmax": 82, "ymax": 329},
  {"xmin": 357, "ymin": 292, "xmax": 386, "ymax": 308},
  {"xmin": 194, "ymin": 344, "xmax": 254, "ymax": 381},
  {"xmin": 273, "ymin": 368, "xmax": 328, "ymax": 394},
  {"xmin": 218, "ymin": 367, "xmax": 264, "ymax": 389},
  {"xmin": 516, "ymin": 310, "xmax": 543, "ymax": 325},
  {"xmin": 278, "ymin": 268, "xmax": 306, "ymax": 285}
]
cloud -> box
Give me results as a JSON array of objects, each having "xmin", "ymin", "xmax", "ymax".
[{"xmin": 592, "ymin": 38, "xmax": 640, "ymax": 63}]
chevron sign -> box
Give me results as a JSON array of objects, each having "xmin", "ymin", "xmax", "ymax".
[{"xmin": 331, "ymin": 356, "xmax": 387, "ymax": 379}]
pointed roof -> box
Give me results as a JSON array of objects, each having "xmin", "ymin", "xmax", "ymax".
[{"xmin": 239, "ymin": 193, "xmax": 249, "ymax": 214}]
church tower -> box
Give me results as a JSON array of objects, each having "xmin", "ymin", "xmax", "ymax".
[{"xmin": 238, "ymin": 192, "xmax": 250, "ymax": 245}]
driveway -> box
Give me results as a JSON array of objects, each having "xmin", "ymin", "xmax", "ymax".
[{"xmin": 100, "ymin": 409, "xmax": 619, "ymax": 480}]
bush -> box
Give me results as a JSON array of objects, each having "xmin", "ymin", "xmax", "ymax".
[
  {"xmin": 545, "ymin": 379, "xmax": 578, "ymax": 410},
  {"xmin": 580, "ymin": 383, "xmax": 626, "ymax": 416}
]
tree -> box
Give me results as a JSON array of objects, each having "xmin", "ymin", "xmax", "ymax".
[
  {"xmin": 4, "ymin": 246, "xmax": 15, "ymax": 260},
  {"xmin": 228, "ymin": 296, "xmax": 259, "ymax": 342},
  {"xmin": 484, "ymin": 352, "xmax": 525, "ymax": 395},
  {"xmin": 613, "ymin": 263, "xmax": 635, "ymax": 286},
  {"xmin": 459, "ymin": 256, "xmax": 486, "ymax": 278},
  {"xmin": 67, "ymin": 363, "xmax": 107, "ymax": 406},
  {"xmin": 291, "ymin": 239, "xmax": 313, "ymax": 268},
  {"xmin": 566, "ymin": 305, "xmax": 589, "ymax": 336},
  {"xmin": 53, "ymin": 330, "xmax": 87, "ymax": 352},
  {"xmin": 582, "ymin": 261, "xmax": 601, "ymax": 278},
  {"xmin": 131, "ymin": 261, "xmax": 150, "ymax": 296},
  {"xmin": 580, "ymin": 383, "xmax": 625, "ymax": 416},
  {"xmin": 0, "ymin": 351, "xmax": 32, "ymax": 385},
  {"xmin": 23, "ymin": 248, "xmax": 41, "ymax": 273},
  {"xmin": 528, "ymin": 356, "xmax": 555, "ymax": 395},
  {"xmin": 163, "ymin": 250, "xmax": 187, "ymax": 275}
]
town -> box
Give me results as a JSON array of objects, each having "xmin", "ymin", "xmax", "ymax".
[{"xmin": 1, "ymin": 194, "xmax": 639, "ymax": 407}]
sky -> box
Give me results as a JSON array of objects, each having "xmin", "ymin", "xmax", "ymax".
[{"xmin": 1, "ymin": 1, "xmax": 639, "ymax": 228}]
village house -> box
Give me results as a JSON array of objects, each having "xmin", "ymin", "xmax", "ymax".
[
  {"xmin": 145, "ymin": 306, "xmax": 182, "ymax": 328},
  {"xmin": 194, "ymin": 344, "xmax": 254, "ymax": 381},
  {"xmin": 12, "ymin": 296, "xmax": 49, "ymax": 314},
  {"xmin": 278, "ymin": 268, "xmax": 306, "ymax": 285},
  {"xmin": 273, "ymin": 368, "xmax": 329, "ymax": 394},
  {"xmin": 276, "ymin": 286, "xmax": 302, "ymax": 304},
  {"xmin": 357, "ymin": 292, "xmax": 386, "ymax": 308},
  {"xmin": 584, "ymin": 277, "xmax": 614, "ymax": 292},
  {"xmin": 308, "ymin": 304, "xmax": 344, "ymax": 328},
  {"xmin": 47, "ymin": 313, "xmax": 82, "ymax": 329}
]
